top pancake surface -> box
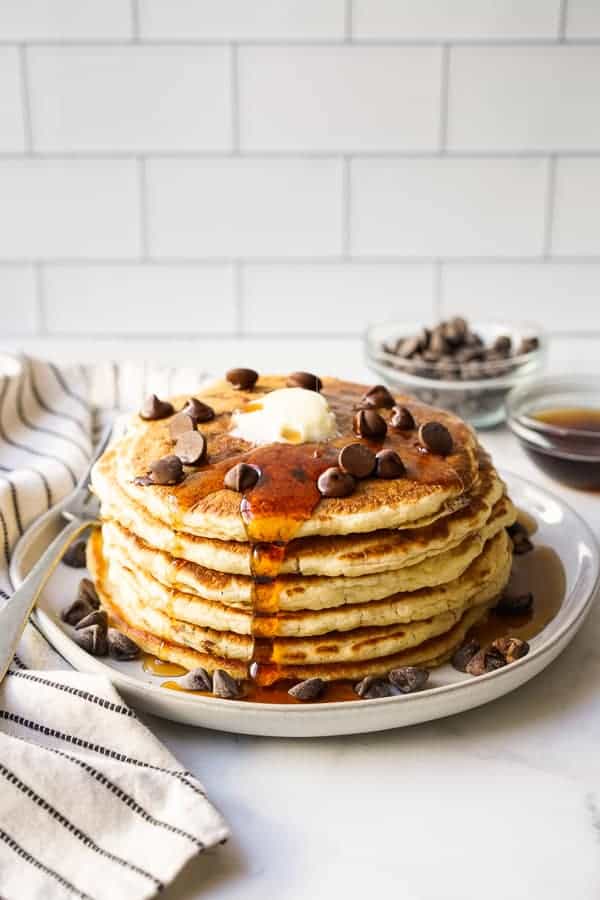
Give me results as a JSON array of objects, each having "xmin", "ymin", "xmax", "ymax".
[{"xmin": 95, "ymin": 376, "xmax": 479, "ymax": 543}]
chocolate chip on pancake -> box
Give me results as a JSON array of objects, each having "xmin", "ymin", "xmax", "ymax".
[
  {"xmin": 180, "ymin": 667, "xmax": 213, "ymax": 692},
  {"xmin": 174, "ymin": 431, "xmax": 207, "ymax": 466},
  {"xmin": 317, "ymin": 467, "xmax": 355, "ymax": 498},
  {"xmin": 360, "ymin": 384, "xmax": 395, "ymax": 409},
  {"xmin": 288, "ymin": 677, "xmax": 325, "ymax": 701},
  {"xmin": 169, "ymin": 412, "xmax": 196, "ymax": 440},
  {"xmin": 418, "ymin": 421, "xmax": 453, "ymax": 456},
  {"xmin": 62, "ymin": 538, "xmax": 87, "ymax": 568},
  {"xmin": 213, "ymin": 669, "xmax": 241, "ymax": 699},
  {"xmin": 390, "ymin": 405, "xmax": 415, "ymax": 431},
  {"xmin": 149, "ymin": 454, "xmax": 184, "ymax": 486},
  {"xmin": 140, "ymin": 394, "xmax": 174, "ymax": 420},
  {"xmin": 226, "ymin": 368, "xmax": 258, "ymax": 390},
  {"xmin": 75, "ymin": 624, "xmax": 108, "ymax": 657},
  {"xmin": 287, "ymin": 371, "xmax": 322, "ymax": 392},
  {"xmin": 107, "ymin": 628, "xmax": 140, "ymax": 661},
  {"xmin": 352, "ymin": 409, "xmax": 387, "ymax": 440},
  {"xmin": 338, "ymin": 443, "xmax": 376, "ymax": 479},
  {"xmin": 75, "ymin": 609, "xmax": 108, "ymax": 631},
  {"xmin": 495, "ymin": 591, "xmax": 533, "ymax": 616},
  {"xmin": 388, "ymin": 666, "xmax": 429, "ymax": 693},
  {"xmin": 182, "ymin": 397, "xmax": 215, "ymax": 423},
  {"xmin": 492, "ymin": 636, "xmax": 530, "ymax": 664},
  {"xmin": 224, "ymin": 462, "xmax": 260, "ymax": 492},
  {"xmin": 375, "ymin": 449, "xmax": 406, "ymax": 479}
]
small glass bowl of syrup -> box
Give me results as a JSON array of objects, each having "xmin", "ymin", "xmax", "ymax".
[{"xmin": 507, "ymin": 376, "xmax": 600, "ymax": 490}]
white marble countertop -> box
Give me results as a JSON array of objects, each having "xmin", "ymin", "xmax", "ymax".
[{"xmin": 4, "ymin": 333, "xmax": 600, "ymax": 900}]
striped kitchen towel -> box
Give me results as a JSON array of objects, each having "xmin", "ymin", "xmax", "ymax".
[{"xmin": 0, "ymin": 355, "xmax": 228, "ymax": 900}]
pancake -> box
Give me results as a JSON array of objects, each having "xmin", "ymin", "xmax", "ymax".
[
  {"xmin": 92, "ymin": 446, "xmax": 504, "ymax": 577},
  {"xmin": 93, "ymin": 376, "xmax": 481, "ymax": 542},
  {"xmin": 101, "ymin": 495, "xmax": 515, "ymax": 613}
]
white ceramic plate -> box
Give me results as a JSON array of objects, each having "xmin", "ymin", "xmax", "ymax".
[{"xmin": 10, "ymin": 472, "xmax": 600, "ymax": 738}]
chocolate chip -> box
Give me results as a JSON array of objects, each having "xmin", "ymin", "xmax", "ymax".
[
  {"xmin": 360, "ymin": 384, "xmax": 395, "ymax": 409},
  {"xmin": 338, "ymin": 443, "xmax": 376, "ymax": 479},
  {"xmin": 390, "ymin": 405, "xmax": 415, "ymax": 431},
  {"xmin": 507, "ymin": 521, "xmax": 534, "ymax": 555},
  {"xmin": 182, "ymin": 397, "xmax": 215, "ymax": 423},
  {"xmin": 465, "ymin": 646, "xmax": 506, "ymax": 676},
  {"xmin": 451, "ymin": 639, "xmax": 481, "ymax": 672},
  {"xmin": 79, "ymin": 578, "xmax": 100, "ymax": 610},
  {"xmin": 353, "ymin": 409, "xmax": 387, "ymax": 440},
  {"xmin": 180, "ymin": 667, "xmax": 213, "ymax": 692},
  {"xmin": 226, "ymin": 368, "xmax": 258, "ymax": 390},
  {"xmin": 388, "ymin": 666, "xmax": 429, "ymax": 693},
  {"xmin": 492, "ymin": 636, "xmax": 530, "ymax": 664},
  {"xmin": 397, "ymin": 335, "xmax": 422, "ymax": 358},
  {"xmin": 495, "ymin": 592, "xmax": 534, "ymax": 616},
  {"xmin": 418, "ymin": 421, "xmax": 453, "ymax": 456},
  {"xmin": 149, "ymin": 454, "xmax": 184, "ymax": 486},
  {"xmin": 62, "ymin": 539, "xmax": 87, "ymax": 568},
  {"xmin": 317, "ymin": 467, "xmax": 356, "ymax": 498},
  {"xmin": 61, "ymin": 597, "xmax": 96, "ymax": 626},
  {"xmin": 518, "ymin": 337, "xmax": 540, "ymax": 355},
  {"xmin": 107, "ymin": 628, "xmax": 140, "ymax": 661},
  {"xmin": 213, "ymin": 669, "xmax": 241, "ymax": 699},
  {"xmin": 174, "ymin": 431, "xmax": 207, "ymax": 466},
  {"xmin": 75, "ymin": 609, "xmax": 108, "ymax": 631},
  {"xmin": 354, "ymin": 676, "xmax": 397, "ymax": 699},
  {"xmin": 169, "ymin": 412, "xmax": 196, "ymax": 440},
  {"xmin": 429, "ymin": 329, "xmax": 449, "ymax": 356},
  {"xmin": 74, "ymin": 624, "xmax": 108, "ymax": 657},
  {"xmin": 287, "ymin": 371, "xmax": 322, "ymax": 392},
  {"xmin": 224, "ymin": 462, "xmax": 260, "ymax": 492},
  {"xmin": 493, "ymin": 335, "xmax": 512, "ymax": 355},
  {"xmin": 288, "ymin": 677, "xmax": 325, "ymax": 701},
  {"xmin": 375, "ymin": 449, "xmax": 406, "ymax": 480},
  {"xmin": 140, "ymin": 394, "xmax": 174, "ymax": 420}
]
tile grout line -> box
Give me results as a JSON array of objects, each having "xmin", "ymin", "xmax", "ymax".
[
  {"xmin": 130, "ymin": 0, "xmax": 140, "ymax": 41},
  {"xmin": 137, "ymin": 157, "xmax": 149, "ymax": 259},
  {"xmin": 230, "ymin": 44, "xmax": 240, "ymax": 153},
  {"xmin": 558, "ymin": 0, "xmax": 569, "ymax": 41},
  {"xmin": 3, "ymin": 255, "xmax": 600, "ymax": 267},
  {"xmin": 344, "ymin": 0, "xmax": 353, "ymax": 42},
  {"xmin": 4, "ymin": 37, "xmax": 600, "ymax": 48},
  {"xmin": 3, "ymin": 149, "xmax": 596, "ymax": 161},
  {"xmin": 543, "ymin": 156, "xmax": 557, "ymax": 258},
  {"xmin": 18, "ymin": 45, "xmax": 33, "ymax": 153},
  {"xmin": 233, "ymin": 262, "xmax": 244, "ymax": 336},
  {"xmin": 438, "ymin": 45, "xmax": 450, "ymax": 152},
  {"xmin": 33, "ymin": 263, "xmax": 47, "ymax": 336},
  {"xmin": 342, "ymin": 157, "xmax": 351, "ymax": 259},
  {"xmin": 433, "ymin": 260, "xmax": 443, "ymax": 319}
]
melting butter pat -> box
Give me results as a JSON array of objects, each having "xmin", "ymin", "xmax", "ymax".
[{"xmin": 232, "ymin": 387, "xmax": 337, "ymax": 444}]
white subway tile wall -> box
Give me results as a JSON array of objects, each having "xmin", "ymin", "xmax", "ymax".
[{"xmin": 0, "ymin": 0, "xmax": 598, "ymax": 339}]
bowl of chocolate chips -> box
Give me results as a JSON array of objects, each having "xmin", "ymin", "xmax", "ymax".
[{"xmin": 365, "ymin": 318, "xmax": 545, "ymax": 428}]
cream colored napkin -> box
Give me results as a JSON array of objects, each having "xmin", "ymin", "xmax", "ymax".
[{"xmin": 0, "ymin": 355, "xmax": 228, "ymax": 900}]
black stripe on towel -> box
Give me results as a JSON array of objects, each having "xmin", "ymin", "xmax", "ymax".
[
  {"xmin": 0, "ymin": 827, "xmax": 93, "ymax": 900},
  {"xmin": 0, "ymin": 710, "xmax": 206, "ymax": 799},
  {"xmin": 16, "ymin": 370, "xmax": 88, "ymax": 465},
  {"xmin": 49, "ymin": 363, "xmax": 90, "ymax": 413},
  {"xmin": 28, "ymin": 360, "xmax": 89, "ymax": 440},
  {"xmin": 0, "ymin": 764, "xmax": 163, "ymax": 890},
  {"xmin": 6, "ymin": 670, "xmax": 136, "ymax": 718}
]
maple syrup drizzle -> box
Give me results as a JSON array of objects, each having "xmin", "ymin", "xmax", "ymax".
[{"xmin": 142, "ymin": 653, "xmax": 187, "ymax": 677}]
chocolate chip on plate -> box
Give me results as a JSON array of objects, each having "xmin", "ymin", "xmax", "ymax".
[
  {"xmin": 107, "ymin": 629, "xmax": 140, "ymax": 661},
  {"xmin": 79, "ymin": 578, "xmax": 100, "ymax": 610},
  {"xmin": 354, "ymin": 676, "xmax": 396, "ymax": 699},
  {"xmin": 507, "ymin": 521, "xmax": 534, "ymax": 555},
  {"xmin": 360, "ymin": 384, "xmax": 395, "ymax": 409},
  {"xmin": 493, "ymin": 335, "xmax": 512, "ymax": 355},
  {"xmin": 74, "ymin": 624, "xmax": 108, "ymax": 657},
  {"xmin": 287, "ymin": 371, "xmax": 322, "ymax": 392},
  {"xmin": 224, "ymin": 462, "xmax": 260, "ymax": 492},
  {"xmin": 465, "ymin": 646, "xmax": 506, "ymax": 676},
  {"xmin": 518, "ymin": 336, "xmax": 540, "ymax": 355},
  {"xmin": 62, "ymin": 538, "xmax": 87, "ymax": 568},
  {"xmin": 317, "ymin": 467, "xmax": 356, "ymax": 498},
  {"xmin": 140, "ymin": 394, "xmax": 174, "ymax": 420},
  {"xmin": 353, "ymin": 409, "xmax": 387, "ymax": 440},
  {"xmin": 338, "ymin": 443, "xmax": 376, "ymax": 479},
  {"xmin": 495, "ymin": 592, "xmax": 534, "ymax": 616},
  {"xmin": 388, "ymin": 666, "xmax": 429, "ymax": 694},
  {"xmin": 212, "ymin": 669, "xmax": 241, "ymax": 699},
  {"xmin": 375, "ymin": 449, "xmax": 405, "ymax": 480},
  {"xmin": 169, "ymin": 412, "xmax": 196, "ymax": 440},
  {"xmin": 492, "ymin": 636, "xmax": 530, "ymax": 664},
  {"xmin": 182, "ymin": 397, "xmax": 215, "ymax": 423},
  {"xmin": 418, "ymin": 421, "xmax": 453, "ymax": 456},
  {"xmin": 390, "ymin": 405, "xmax": 415, "ymax": 431},
  {"xmin": 61, "ymin": 597, "xmax": 96, "ymax": 626},
  {"xmin": 451, "ymin": 639, "xmax": 481, "ymax": 673},
  {"xmin": 174, "ymin": 431, "xmax": 207, "ymax": 466},
  {"xmin": 226, "ymin": 368, "xmax": 259, "ymax": 390},
  {"xmin": 180, "ymin": 667, "xmax": 213, "ymax": 692},
  {"xmin": 149, "ymin": 454, "xmax": 184, "ymax": 486},
  {"xmin": 75, "ymin": 609, "xmax": 108, "ymax": 631},
  {"xmin": 288, "ymin": 677, "xmax": 325, "ymax": 702}
]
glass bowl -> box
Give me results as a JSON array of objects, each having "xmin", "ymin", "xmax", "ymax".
[
  {"xmin": 364, "ymin": 320, "xmax": 546, "ymax": 429},
  {"xmin": 506, "ymin": 375, "xmax": 600, "ymax": 490}
]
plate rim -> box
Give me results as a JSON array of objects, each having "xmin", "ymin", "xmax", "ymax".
[{"xmin": 11, "ymin": 469, "xmax": 600, "ymax": 721}]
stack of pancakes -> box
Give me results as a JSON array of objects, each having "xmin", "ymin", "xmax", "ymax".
[{"xmin": 89, "ymin": 376, "xmax": 516, "ymax": 687}]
